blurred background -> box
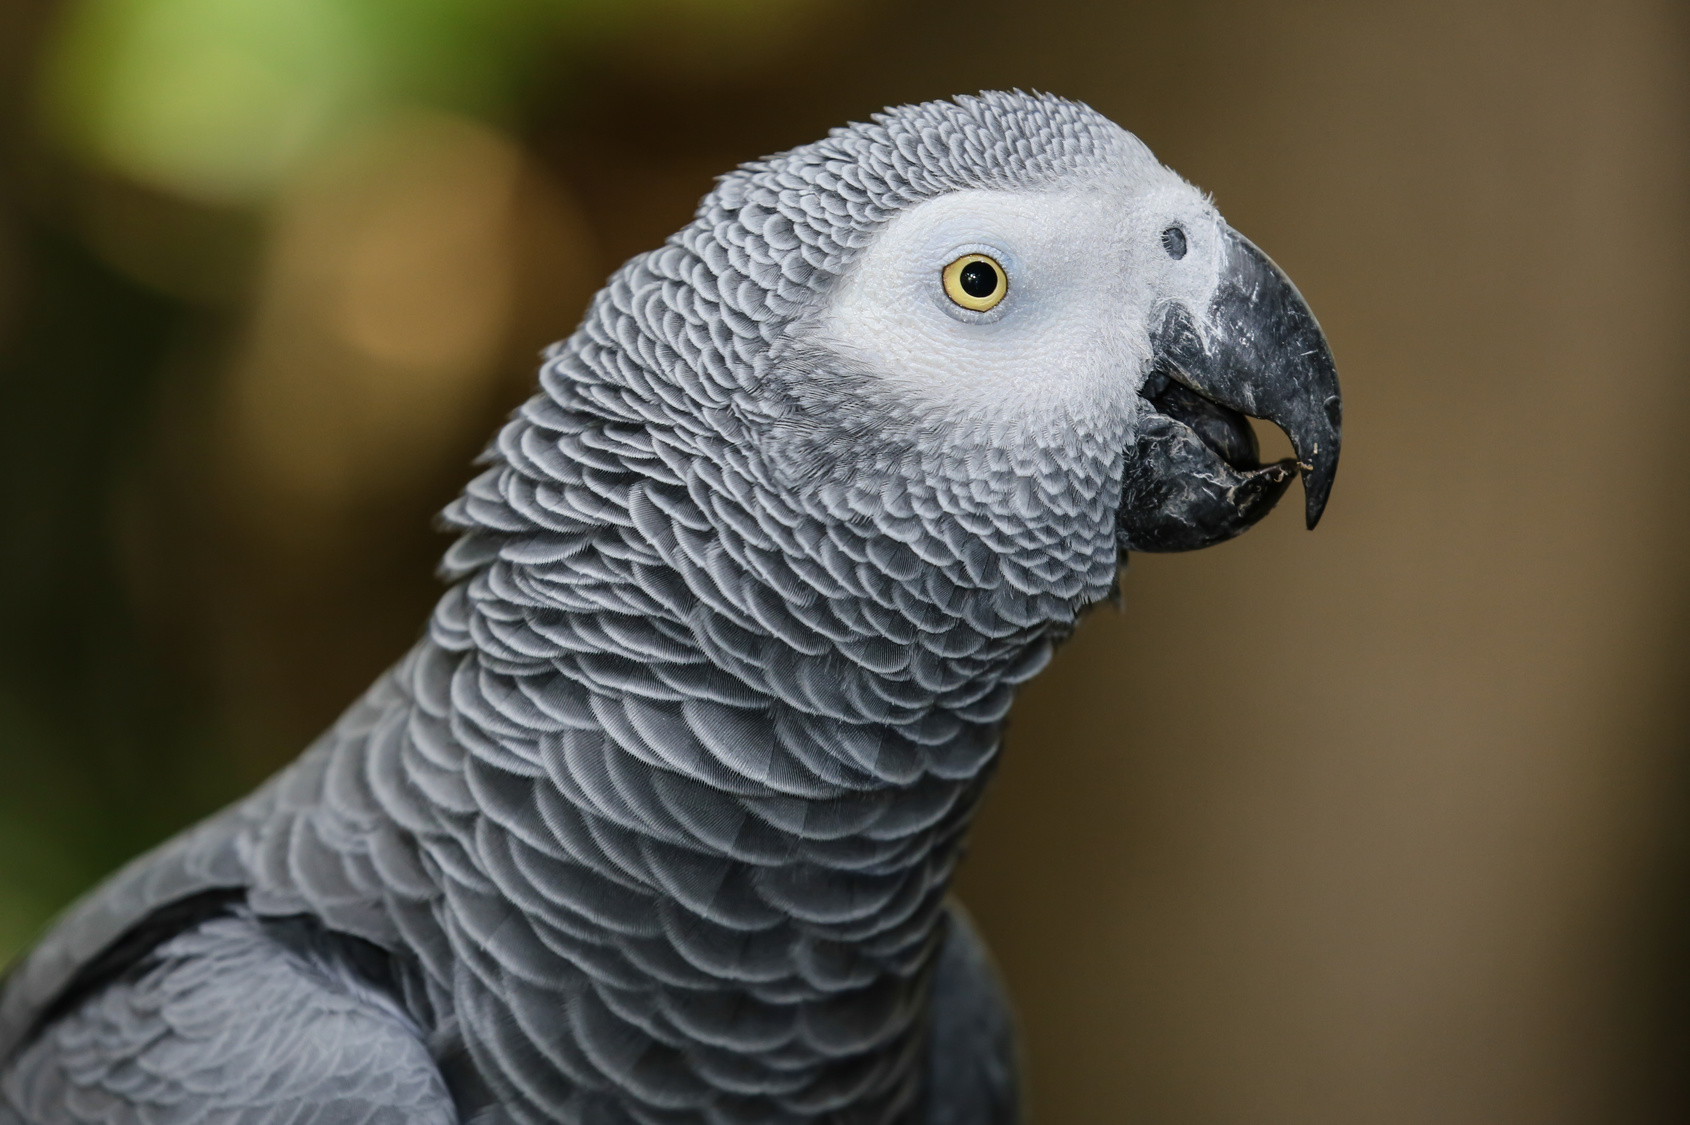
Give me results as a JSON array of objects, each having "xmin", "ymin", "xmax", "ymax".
[{"xmin": 0, "ymin": 0, "xmax": 1687, "ymax": 1120}]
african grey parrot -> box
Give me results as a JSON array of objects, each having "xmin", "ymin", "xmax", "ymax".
[{"xmin": 0, "ymin": 92, "xmax": 1340, "ymax": 1124}]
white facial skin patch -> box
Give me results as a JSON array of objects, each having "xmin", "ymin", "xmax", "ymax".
[{"xmin": 804, "ymin": 179, "xmax": 1227, "ymax": 424}]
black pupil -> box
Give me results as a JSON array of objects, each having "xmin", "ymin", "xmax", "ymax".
[
  {"xmin": 1162, "ymin": 226, "xmax": 1188, "ymax": 259},
  {"xmin": 959, "ymin": 260, "xmax": 999, "ymax": 299}
]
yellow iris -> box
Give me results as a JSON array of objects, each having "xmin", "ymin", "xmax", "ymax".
[{"xmin": 942, "ymin": 254, "xmax": 1007, "ymax": 311}]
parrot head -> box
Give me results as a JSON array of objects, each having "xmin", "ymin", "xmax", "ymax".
[
  {"xmin": 505, "ymin": 91, "xmax": 1342, "ymax": 661},
  {"xmin": 696, "ymin": 92, "xmax": 1339, "ymax": 589}
]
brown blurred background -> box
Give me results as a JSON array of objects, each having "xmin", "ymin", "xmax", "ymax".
[{"xmin": 1, "ymin": 0, "xmax": 1687, "ymax": 1121}]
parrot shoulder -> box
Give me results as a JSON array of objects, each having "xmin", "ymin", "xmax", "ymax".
[
  {"xmin": 0, "ymin": 801, "xmax": 258, "ymax": 1063},
  {"xmin": 0, "ymin": 667, "xmax": 414, "ymax": 1065},
  {"xmin": 0, "ymin": 906, "xmax": 452, "ymax": 1124}
]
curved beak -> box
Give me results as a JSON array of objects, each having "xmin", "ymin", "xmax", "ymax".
[{"xmin": 1118, "ymin": 226, "xmax": 1343, "ymax": 552}]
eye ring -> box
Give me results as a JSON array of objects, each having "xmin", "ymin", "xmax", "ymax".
[{"xmin": 942, "ymin": 253, "xmax": 1008, "ymax": 311}]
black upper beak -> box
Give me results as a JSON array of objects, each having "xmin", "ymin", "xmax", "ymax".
[{"xmin": 1118, "ymin": 226, "xmax": 1342, "ymax": 552}]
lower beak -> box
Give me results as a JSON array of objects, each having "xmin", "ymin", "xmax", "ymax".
[{"xmin": 1117, "ymin": 226, "xmax": 1342, "ymax": 553}]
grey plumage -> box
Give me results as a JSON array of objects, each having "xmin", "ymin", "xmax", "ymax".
[
  {"xmin": 0, "ymin": 90, "xmax": 1340, "ymax": 1124},
  {"xmin": 2, "ymin": 908, "xmax": 454, "ymax": 1125}
]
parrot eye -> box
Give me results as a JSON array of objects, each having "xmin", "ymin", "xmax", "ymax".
[
  {"xmin": 942, "ymin": 253, "xmax": 1007, "ymax": 311},
  {"xmin": 1162, "ymin": 226, "xmax": 1188, "ymax": 259}
]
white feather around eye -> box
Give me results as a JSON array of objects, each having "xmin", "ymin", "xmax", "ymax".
[{"xmin": 803, "ymin": 178, "xmax": 1223, "ymax": 421}]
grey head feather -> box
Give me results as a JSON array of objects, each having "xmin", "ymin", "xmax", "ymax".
[{"xmin": 3, "ymin": 92, "xmax": 1151, "ymax": 1124}]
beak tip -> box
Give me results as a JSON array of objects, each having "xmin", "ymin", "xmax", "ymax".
[{"xmin": 1302, "ymin": 463, "xmax": 1336, "ymax": 530}]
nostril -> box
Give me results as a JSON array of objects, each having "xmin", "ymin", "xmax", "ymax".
[{"xmin": 1161, "ymin": 226, "xmax": 1187, "ymax": 259}]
